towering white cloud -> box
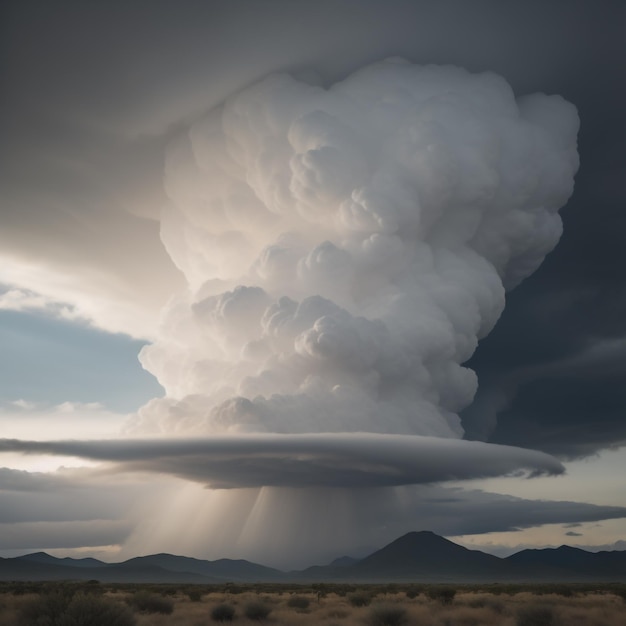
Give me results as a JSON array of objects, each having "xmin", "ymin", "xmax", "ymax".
[{"xmin": 136, "ymin": 58, "xmax": 579, "ymax": 443}]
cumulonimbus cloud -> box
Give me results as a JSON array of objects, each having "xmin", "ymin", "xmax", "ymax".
[
  {"xmin": 134, "ymin": 58, "xmax": 579, "ymax": 444},
  {"xmin": 0, "ymin": 434, "xmax": 563, "ymax": 489},
  {"xmin": 0, "ymin": 57, "xmax": 581, "ymax": 563}
]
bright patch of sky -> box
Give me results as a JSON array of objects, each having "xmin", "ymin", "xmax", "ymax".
[
  {"xmin": 452, "ymin": 447, "xmax": 626, "ymax": 508},
  {"xmin": 0, "ymin": 309, "xmax": 162, "ymax": 412}
]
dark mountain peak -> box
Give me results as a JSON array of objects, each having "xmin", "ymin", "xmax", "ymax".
[
  {"xmin": 122, "ymin": 553, "xmax": 196, "ymax": 565},
  {"xmin": 508, "ymin": 544, "xmax": 591, "ymax": 561},
  {"xmin": 554, "ymin": 545, "xmax": 587, "ymax": 553},
  {"xmin": 20, "ymin": 551, "xmax": 50, "ymax": 558},
  {"xmin": 353, "ymin": 530, "xmax": 504, "ymax": 579},
  {"xmin": 371, "ymin": 530, "xmax": 469, "ymax": 557},
  {"xmin": 130, "ymin": 552, "xmax": 193, "ymax": 562},
  {"xmin": 119, "ymin": 552, "xmax": 281, "ymax": 581},
  {"xmin": 18, "ymin": 552, "xmax": 58, "ymax": 564},
  {"xmin": 505, "ymin": 543, "xmax": 626, "ymax": 579},
  {"xmin": 17, "ymin": 552, "xmax": 106, "ymax": 567},
  {"xmin": 399, "ymin": 530, "xmax": 438, "ymax": 539}
]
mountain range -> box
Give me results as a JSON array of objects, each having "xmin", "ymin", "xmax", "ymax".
[{"xmin": 1, "ymin": 531, "xmax": 625, "ymax": 583}]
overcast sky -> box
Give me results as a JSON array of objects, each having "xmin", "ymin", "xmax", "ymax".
[{"xmin": 0, "ymin": 0, "xmax": 625, "ymax": 568}]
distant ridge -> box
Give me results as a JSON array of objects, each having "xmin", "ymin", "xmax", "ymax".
[
  {"xmin": 329, "ymin": 556, "xmax": 360, "ymax": 568},
  {"xmin": 1, "ymin": 531, "xmax": 625, "ymax": 583},
  {"xmin": 506, "ymin": 545, "xmax": 626, "ymax": 580},
  {"xmin": 17, "ymin": 552, "xmax": 106, "ymax": 569},
  {"xmin": 119, "ymin": 553, "xmax": 283, "ymax": 581}
]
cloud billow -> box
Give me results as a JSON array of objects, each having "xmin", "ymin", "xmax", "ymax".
[{"xmin": 135, "ymin": 58, "xmax": 579, "ymax": 447}]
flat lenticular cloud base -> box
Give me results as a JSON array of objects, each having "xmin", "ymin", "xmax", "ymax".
[{"xmin": 0, "ymin": 434, "xmax": 563, "ymax": 488}]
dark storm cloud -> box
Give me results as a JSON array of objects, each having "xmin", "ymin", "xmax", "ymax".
[
  {"xmin": 0, "ymin": 521, "xmax": 132, "ymax": 551},
  {"xmin": 463, "ymin": 337, "xmax": 626, "ymax": 458},
  {"xmin": 3, "ymin": 0, "xmax": 623, "ymax": 337},
  {"xmin": 0, "ymin": 467, "xmax": 145, "ymax": 523},
  {"xmin": 0, "ymin": 467, "xmax": 72, "ymax": 492},
  {"xmin": 0, "ymin": 434, "xmax": 564, "ymax": 488},
  {"xmin": 382, "ymin": 486, "xmax": 626, "ymax": 538},
  {"xmin": 461, "ymin": 3, "xmax": 626, "ymax": 456}
]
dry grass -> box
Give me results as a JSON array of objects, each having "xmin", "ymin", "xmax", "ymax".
[{"xmin": 0, "ymin": 585, "xmax": 625, "ymax": 626}]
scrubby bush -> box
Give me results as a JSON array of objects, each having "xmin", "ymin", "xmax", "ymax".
[
  {"xmin": 426, "ymin": 586, "xmax": 456, "ymax": 605},
  {"xmin": 516, "ymin": 604, "xmax": 556, "ymax": 626},
  {"xmin": 551, "ymin": 584, "xmax": 574, "ymax": 597},
  {"xmin": 465, "ymin": 594, "xmax": 505, "ymax": 613},
  {"xmin": 243, "ymin": 600, "xmax": 272, "ymax": 621},
  {"xmin": 613, "ymin": 586, "xmax": 626, "ymax": 602},
  {"xmin": 19, "ymin": 591, "xmax": 136, "ymax": 626},
  {"xmin": 18, "ymin": 589, "xmax": 74, "ymax": 625},
  {"xmin": 187, "ymin": 588, "xmax": 202, "ymax": 602},
  {"xmin": 127, "ymin": 590, "xmax": 174, "ymax": 614},
  {"xmin": 368, "ymin": 603, "xmax": 407, "ymax": 626},
  {"xmin": 59, "ymin": 593, "xmax": 137, "ymax": 626},
  {"xmin": 211, "ymin": 603, "xmax": 236, "ymax": 622},
  {"xmin": 348, "ymin": 591, "xmax": 372, "ymax": 607},
  {"xmin": 312, "ymin": 583, "xmax": 330, "ymax": 599},
  {"xmin": 287, "ymin": 595, "xmax": 310, "ymax": 610}
]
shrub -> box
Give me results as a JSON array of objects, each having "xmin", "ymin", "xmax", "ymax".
[
  {"xmin": 187, "ymin": 588, "xmax": 203, "ymax": 602},
  {"xmin": 211, "ymin": 603, "xmax": 236, "ymax": 622},
  {"xmin": 368, "ymin": 603, "xmax": 407, "ymax": 626},
  {"xmin": 18, "ymin": 589, "xmax": 74, "ymax": 625},
  {"xmin": 127, "ymin": 590, "xmax": 174, "ymax": 614},
  {"xmin": 287, "ymin": 595, "xmax": 310, "ymax": 610},
  {"xmin": 552, "ymin": 585, "xmax": 574, "ymax": 597},
  {"xmin": 613, "ymin": 587, "xmax": 626, "ymax": 602},
  {"xmin": 516, "ymin": 604, "xmax": 556, "ymax": 626},
  {"xmin": 348, "ymin": 591, "xmax": 372, "ymax": 607},
  {"xmin": 426, "ymin": 586, "xmax": 456, "ymax": 605},
  {"xmin": 465, "ymin": 594, "xmax": 505, "ymax": 613},
  {"xmin": 60, "ymin": 593, "xmax": 136, "ymax": 626},
  {"xmin": 405, "ymin": 587, "xmax": 420, "ymax": 599},
  {"xmin": 243, "ymin": 600, "xmax": 272, "ymax": 621},
  {"xmin": 19, "ymin": 592, "xmax": 136, "ymax": 626}
]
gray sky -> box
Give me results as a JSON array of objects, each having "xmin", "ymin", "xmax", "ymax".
[{"xmin": 1, "ymin": 0, "xmax": 625, "ymax": 567}]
